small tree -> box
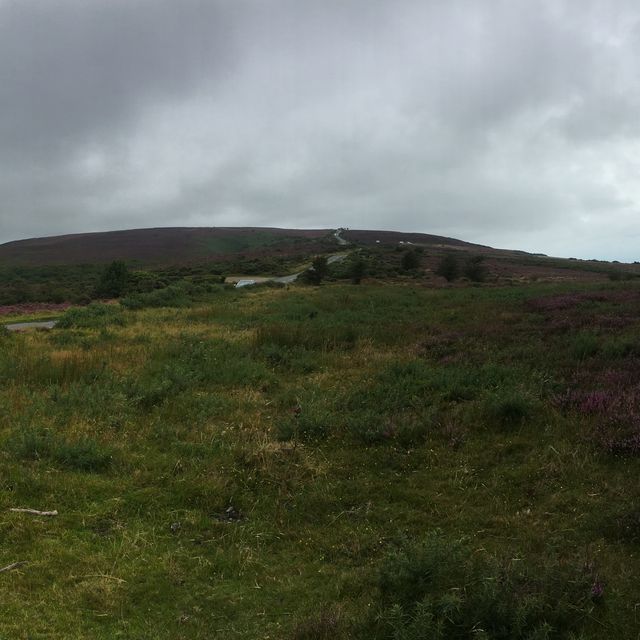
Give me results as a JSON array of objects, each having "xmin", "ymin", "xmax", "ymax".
[
  {"xmin": 463, "ymin": 255, "xmax": 487, "ymax": 282},
  {"xmin": 305, "ymin": 255, "xmax": 328, "ymax": 285},
  {"xmin": 348, "ymin": 256, "xmax": 367, "ymax": 284},
  {"xmin": 435, "ymin": 253, "xmax": 459, "ymax": 282},
  {"xmin": 401, "ymin": 250, "xmax": 421, "ymax": 271},
  {"xmin": 95, "ymin": 261, "xmax": 129, "ymax": 298}
]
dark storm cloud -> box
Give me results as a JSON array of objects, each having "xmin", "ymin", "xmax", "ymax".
[{"xmin": 2, "ymin": 0, "xmax": 640, "ymax": 260}]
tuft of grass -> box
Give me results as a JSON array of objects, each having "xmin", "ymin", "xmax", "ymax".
[
  {"xmin": 483, "ymin": 391, "xmax": 537, "ymax": 429},
  {"xmin": 363, "ymin": 532, "xmax": 598, "ymax": 640},
  {"xmin": 6, "ymin": 427, "xmax": 113, "ymax": 472}
]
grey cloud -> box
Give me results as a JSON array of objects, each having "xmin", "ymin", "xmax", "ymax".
[
  {"xmin": 2, "ymin": 0, "xmax": 640, "ymax": 261},
  {"xmin": 0, "ymin": 0, "xmax": 235, "ymax": 159}
]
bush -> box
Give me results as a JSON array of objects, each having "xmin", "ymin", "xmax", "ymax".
[
  {"xmin": 304, "ymin": 256, "xmax": 329, "ymax": 285},
  {"xmin": 57, "ymin": 303, "xmax": 126, "ymax": 329},
  {"xmin": 401, "ymin": 250, "xmax": 421, "ymax": 272},
  {"xmin": 348, "ymin": 256, "xmax": 367, "ymax": 284},
  {"xmin": 121, "ymin": 284, "xmax": 191, "ymax": 309},
  {"xmin": 94, "ymin": 261, "xmax": 129, "ymax": 298},
  {"xmin": 435, "ymin": 254, "xmax": 459, "ymax": 282},
  {"xmin": 463, "ymin": 255, "xmax": 487, "ymax": 282}
]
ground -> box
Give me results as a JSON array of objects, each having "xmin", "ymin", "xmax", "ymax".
[{"xmin": 1, "ymin": 281, "xmax": 640, "ymax": 638}]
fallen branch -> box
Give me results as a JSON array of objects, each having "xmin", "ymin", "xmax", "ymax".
[
  {"xmin": 0, "ymin": 561, "xmax": 26, "ymax": 573},
  {"xmin": 9, "ymin": 508, "xmax": 58, "ymax": 517}
]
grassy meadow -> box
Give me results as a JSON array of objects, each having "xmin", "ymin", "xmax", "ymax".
[{"xmin": 2, "ymin": 281, "xmax": 640, "ymax": 638}]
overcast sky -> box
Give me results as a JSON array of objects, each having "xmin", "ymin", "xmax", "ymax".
[{"xmin": 2, "ymin": 0, "xmax": 640, "ymax": 260}]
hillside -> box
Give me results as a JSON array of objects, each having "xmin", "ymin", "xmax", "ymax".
[
  {"xmin": 0, "ymin": 227, "xmax": 335, "ymax": 267},
  {"xmin": 1, "ymin": 226, "xmax": 639, "ymax": 309}
]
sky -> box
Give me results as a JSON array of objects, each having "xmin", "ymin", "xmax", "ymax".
[{"xmin": 2, "ymin": 0, "xmax": 640, "ymax": 260}]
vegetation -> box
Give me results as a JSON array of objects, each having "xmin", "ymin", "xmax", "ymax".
[
  {"xmin": 94, "ymin": 261, "xmax": 129, "ymax": 298},
  {"xmin": 400, "ymin": 249, "xmax": 421, "ymax": 272},
  {"xmin": 436, "ymin": 253, "xmax": 460, "ymax": 281},
  {"xmin": 304, "ymin": 255, "xmax": 329, "ymax": 285},
  {"xmin": 3, "ymin": 271, "xmax": 640, "ymax": 637}
]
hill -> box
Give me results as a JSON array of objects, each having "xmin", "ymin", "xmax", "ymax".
[
  {"xmin": 0, "ymin": 227, "xmax": 335, "ymax": 267},
  {"xmin": 1, "ymin": 226, "xmax": 639, "ymax": 309}
]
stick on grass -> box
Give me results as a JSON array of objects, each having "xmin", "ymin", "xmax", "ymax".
[{"xmin": 9, "ymin": 508, "xmax": 58, "ymax": 517}]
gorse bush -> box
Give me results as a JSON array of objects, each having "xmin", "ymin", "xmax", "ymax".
[{"xmin": 363, "ymin": 532, "xmax": 597, "ymax": 640}]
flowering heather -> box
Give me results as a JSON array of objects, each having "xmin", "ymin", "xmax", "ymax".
[
  {"xmin": 0, "ymin": 302, "xmax": 72, "ymax": 316},
  {"xmin": 526, "ymin": 290, "xmax": 640, "ymax": 313},
  {"xmin": 591, "ymin": 581, "xmax": 605, "ymax": 601}
]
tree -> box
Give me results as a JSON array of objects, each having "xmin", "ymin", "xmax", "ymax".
[
  {"xmin": 463, "ymin": 255, "xmax": 487, "ymax": 282},
  {"xmin": 348, "ymin": 256, "xmax": 367, "ymax": 284},
  {"xmin": 95, "ymin": 261, "xmax": 129, "ymax": 298},
  {"xmin": 401, "ymin": 250, "xmax": 421, "ymax": 272},
  {"xmin": 305, "ymin": 255, "xmax": 328, "ymax": 285},
  {"xmin": 435, "ymin": 254, "xmax": 459, "ymax": 282}
]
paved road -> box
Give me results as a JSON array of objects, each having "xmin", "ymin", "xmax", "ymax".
[
  {"xmin": 5, "ymin": 320, "xmax": 58, "ymax": 332},
  {"xmin": 273, "ymin": 252, "xmax": 349, "ymax": 284},
  {"xmin": 334, "ymin": 229, "xmax": 349, "ymax": 246}
]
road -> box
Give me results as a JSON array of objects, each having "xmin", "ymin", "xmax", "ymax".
[
  {"xmin": 5, "ymin": 320, "xmax": 58, "ymax": 332},
  {"xmin": 273, "ymin": 253, "xmax": 349, "ymax": 284}
]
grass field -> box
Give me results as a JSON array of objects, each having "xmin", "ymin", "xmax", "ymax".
[{"xmin": 2, "ymin": 281, "xmax": 640, "ymax": 638}]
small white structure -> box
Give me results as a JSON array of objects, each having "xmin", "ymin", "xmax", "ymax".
[{"xmin": 234, "ymin": 279, "xmax": 256, "ymax": 288}]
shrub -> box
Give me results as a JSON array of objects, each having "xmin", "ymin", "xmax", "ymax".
[
  {"xmin": 401, "ymin": 250, "xmax": 421, "ymax": 272},
  {"xmin": 57, "ymin": 303, "xmax": 126, "ymax": 329},
  {"xmin": 463, "ymin": 255, "xmax": 487, "ymax": 282},
  {"xmin": 348, "ymin": 256, "xmax": 367, "ymax": 284},
  {"xmin": 94, "ymin": 261, "xmax": 129, "ymax": 298},
  {"xmin": 304, "ymin": 256, "xmax": 329, "ymax": 285},
  {"xmin": 435, "ymin": 253, "xmax": 459, "ymax": 282},
  {"xmin": 121, "ymin": 284, "xmax": 191, "ymax": 309}
]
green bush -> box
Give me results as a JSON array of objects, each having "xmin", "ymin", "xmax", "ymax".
[
  {"xmin": 463, "ymin": 255, "xmax": 487, "ymax": 282},
  {"xmin": 435, "ymin": 253, "xmax": 460, "ymax": 282},
  {"xmin": 94, "ymin": 261, "xmax": 129, "ymax": 298},
  {"xmin": 57, "ymin": 303, "xmax": 126, "ymax": 329}
]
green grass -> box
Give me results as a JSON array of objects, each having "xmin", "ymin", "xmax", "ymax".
[{"xmin": 1, "ymin": 281, "xmax": 640, "ymax": 637}]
